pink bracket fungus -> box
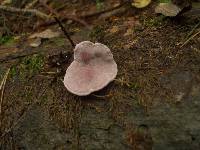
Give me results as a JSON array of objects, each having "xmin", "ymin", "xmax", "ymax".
[{"xmin": 64, "ymin": 41, "xmax": 118, "ymax": 96}]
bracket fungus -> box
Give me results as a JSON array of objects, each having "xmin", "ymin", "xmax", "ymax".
[{"xmin": 64, "ymin": 41, "xmax": 118, "ymax": 96}]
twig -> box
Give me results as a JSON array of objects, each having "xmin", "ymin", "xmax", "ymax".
[
  {"xmin": 35, "ymin": 1, "xmax": 127, "ymax": 29},
  {"xmin": 0, "ymin": 50, "xmax": 38, "ymax": 63},
  {"xmin": 0, "ymin": 3, "xmax": 89, "ymax": 28},
  {"xmin": 36, "ymin": 15, "xmax": 90, "ymax": 29},
  {"xmin": 41, "ymin": 0, "xmax": 88, "ymax": 28},
  {"xmin": 114, "ymin": 78, "xmax": 130, "ymax": 87},
  {"xmin": 0, "ymin": 68, "xmax": 10, "ymax": 116},
  {"xmin": 92, "ymin": 94, "xmax": 111, "ymax": 98},
  {"xmin": 181, "ymin": 29, "xmax": 200, "ymax": 47},
  {"xmin": 40, "ymin": 0, "xmax": 58, "ymax": 16},
  {"xmin": 0, "ymin": 44, "xmax": 48, "ymax": 63},
  {"xmin": 0, "ymin": 73, "xmax": 6, "ymax": 91},
  {"xmin": 25, "ymin": 0, "xmax": 39, "ymax": 9},
  {"xmin": 39, "ymin": 1, "xmax": 75, "ymax": 48},
  {"xmin": 39, "ymin": 0, "xmax": 89, "ymax": 28},
  {"xmin": 186, "ymin": 21, "xmax": 200, "ymax": 39},
  {"xmin": 54, "ymin": 17, "xmax": 75, "ymax": 48},
  {"xmin": 81, "ymin": 2, "xmax": 126, "ymax": 18},
  {"xmin": 0, "ymin": 5, "xmax": 50, "ymax": 19}
]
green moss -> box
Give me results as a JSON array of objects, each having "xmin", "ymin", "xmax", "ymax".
[
  {"xmin": 143, "ymin": 16, "xmax": 167, "ymax": 27},
  {"xmin": 96, "ymin": 0, "xmax": 104, "ymax": 11},
  {"xmin": 53, "ymin": 38, "xmax": 66, "ymax": 47},
  {"xmin": 40, "ymin": 95, "xmax": 48, "ymax": 105},
  {"xmin": 10, "ymin": 66, "xmax": 17, "ymax": 78},
  {"xmin": 11, "ymin": 54, "xmax": 44, "ymax": 80},
  {"xmin": 0, "ymin": 36, "xmax": 14, "ymax": 45},
  {"xmin": 21, "ymin": 54, "xmax": 44, "ymax": 74},
  {"xmin": 24, "ymin": 90, "xmax": 33, "ymax": 104},
  {"xmin": 129, "ymin": 83, "xmax": 140, "ymax": 91}
]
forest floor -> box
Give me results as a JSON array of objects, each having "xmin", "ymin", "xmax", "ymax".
[{"xmin": 0, "ymin": 0, "xmax": 200, "ymax": 149}]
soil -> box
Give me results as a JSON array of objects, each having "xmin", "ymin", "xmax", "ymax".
[{"xmin": 0, "ymin": 0, "xmax": 200, "ymax": 150}]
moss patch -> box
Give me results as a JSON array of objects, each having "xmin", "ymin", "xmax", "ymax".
[
  {"xmin": 0, "ymin": 35, "xmax": 14, "ymax": 45},
  {"xmin": 10, "ymin": 54, "xmax": 44, "ymax": 80}
]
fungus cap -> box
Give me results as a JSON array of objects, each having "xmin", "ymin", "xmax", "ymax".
[{"xmin": 64, "ymin": 41, "xmax": 118, "ymax": 96}]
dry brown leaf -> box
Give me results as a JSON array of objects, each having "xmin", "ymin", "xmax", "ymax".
[
  {"xmin": 123, "ymin": 39, "xmax": 138, "ymax": 49},
  {"xmin": 1, "ymin": 0, "xmax": 12, "ymax": 5},
  {"xmin": 132, "ymin": 0, "xmax": 151, "ymax": 8},
  {"xmin": 109, "ymin": 26, "xmax": 119, "ymax": 34},
  {"xmin": 155, "ymin": 3, "xmax": 181, "ymax": 16},
  {"xmin": 29, "ymin": 29, "xmax": 60, "ymax": 39},
  {"xmin": 124, "ymin": 28, "xmax": 133, "ymax": 36},
  {"xmin": 29, "ymin": 38, "xmax": 42, "ymax": 47}
]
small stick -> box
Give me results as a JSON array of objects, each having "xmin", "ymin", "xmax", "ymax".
[
  {"xmin": 186, "ymin": 21, "xmax": 200, "ymax": 39},
  {"xmin": 54, "ymin": 16, "xmax": 75, "ymax": 48},
  {"xmin": 181, "ymin": 30, "xmax": 200, "ymax": 48},
  {"xmin": 0, "ymin": 74, "xmax": 5, "ymax": 91},
  {"xmin": 82, "ymin": 2, "xmax": 126, "ymax": 18},
  {"xmin": 0, "ymin": 50, "xmax": 38, "ymax": 63},
  {"xmin": 25, "ymin": 0, "xmax": 39, "ymax": 9},
  {"xmin": 38, "ymin": 0, "xmax": 90, "ymax": 29},
  {"xmin": 36, "ymin": 15, "xmax": 90, "ymax": 29},
  {"xmin": 92, "ymin": 94, "xmax": 111, "ymax": 98},
  {"xmin": 0, "ymin": 5, "xmax": 49, "ymax": 19},
  {"xmin": 1, "ymin": 2, "xmax": 76, "ymax": 48},
  {"xmin": 36, "ymin": 2, "xmax": 126, "ymax": 29},
  {"xmin": 0, "ymin": 68, "xmax": 10, "ymax": 116},
  {"xmin": 40, "ymin": 1, "xmax": 76, "ymax": 48}
]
